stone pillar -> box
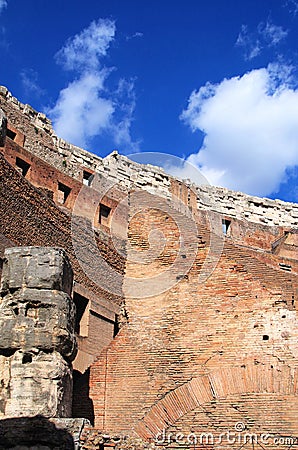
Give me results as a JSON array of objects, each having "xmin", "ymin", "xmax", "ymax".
[
  {"xmin": 0, "ymin": 108, "xmax": 7, "ymax": 147},
  {"xmin": 0, "ymin": 247, "xmax": 77, "ymax": 418}
]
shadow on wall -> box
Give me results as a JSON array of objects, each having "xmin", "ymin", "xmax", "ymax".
[
  {"xmin": 0, "ymin": 415, "xmax": 74, "ymax": 449},
  {"xmin": 72, "ymin": 368, "xmax": 95, "ymax": 426}
]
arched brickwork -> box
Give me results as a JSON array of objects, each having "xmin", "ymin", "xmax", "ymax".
[{"xmin": 135, "ymin": 364, "xmax": 298, "ymax": 439}]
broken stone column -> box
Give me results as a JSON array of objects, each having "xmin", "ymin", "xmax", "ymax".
[
  {"xmin": 0, "ymin": 247, "xmax": 77, "ymax": 418},
  {"xmin": 0, "ymin": 108, "xmax": 7, "ymax": 147}
]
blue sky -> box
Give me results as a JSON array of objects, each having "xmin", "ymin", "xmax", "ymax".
[{"xmin": 1, "ymin": 0, "xmax": 298, "ymax": 203}]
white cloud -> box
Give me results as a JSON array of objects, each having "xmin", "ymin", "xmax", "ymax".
[
  {"xmin": 258, "ymin": 22, "xmax": 288, "ymax": 46},
  {"xmin": 55, "ymin": 19, "xmax": 115, "ymax": 71},
  {"xmin": 236, "ymin": 21, "xmax": 288, "ymax": 60},
  {"xmin": 126, "ymin": 32, "xmax": 143, "ymax": 41},
  {"xmin": 21, "ymin": 69, "xmax": 44, "ymax": 97},
  {"xmin": 0, "ymin": 1, "xmax": 7, "ymax": 47},
  {"xmin": 180, "ymin": 64, "xmax": 298, "ymax": 197},
  {"xmin": 284, "ymin": 0, "xmax": 298, "ymax": 16},
  {"xmin": 236, "ymin": 25, "xmax": 261, "ymax": 60},
  {"xmin": 49, "ymin": 72, "xmax": 114, "ymax": 148},
  {"xmin": 0, "ymin": 0, "xmax": 7, "ymax": 13},
  {"xmin": 48, "ymin": 19, "xmax": 138, "ymax": 152},
  {"xmin": 111, "ymin": 78, "xmax": 140, "ymax": 153}
]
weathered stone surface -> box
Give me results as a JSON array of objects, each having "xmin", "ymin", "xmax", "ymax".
[
  {"xmin": 0, "ymin": 355, "xmax": 10, "ymax": 418},
  {"xmin": 1, "ymin": 84, "xmax": 297, "ymax": 228},
  {"xmin": 52, "ymin": 418, "xmax": 90, "ymax": 449},
  {"xmin": 0, "ymin": 350, "xmax": 72, "ymax": 418},
  {"xmin": 0, "ymin": 108, "xmax": 7, "ymax": 147},
  {"xmin": 0, "ymin": 288, "xmax": 77, "ymax": 360},
  {"xmin": 0, "ymin": 247, "xmax": 77, "ymax": 421},
  {"xmin": 2, "ymin": 84, "xmax": 298, "ymax": 228},
  {"xmin": 1, "ymin": 247, "xmax": 73, "ymax": 296}
]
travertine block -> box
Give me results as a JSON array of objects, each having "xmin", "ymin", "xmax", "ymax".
[
  {"xmin": 0, "ymin": 350, "xmax": 72, "ymax": 418},
  {"xmin": 0, "ymin": 247, "xmax": 77, "ymax": 421},
  {"xmin": 1, "ymin": 247, "xmax": 73, "ymax": 296},
  {"xmin": 0, "ymin": 288, "xmax": 77, "ymax": 360}
]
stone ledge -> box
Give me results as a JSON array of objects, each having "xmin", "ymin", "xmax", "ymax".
[{"xmin": 1, "ymin": 247, "xmax": 73, "ymax": 296}]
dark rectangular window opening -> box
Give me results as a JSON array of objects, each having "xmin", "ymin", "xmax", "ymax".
[
  {"xmin": 83, "ymin": 170, "xmax": 94, "ymax": 186},
  {"xmin": 16, "ymin": 157, "xmax": 30, "ymax": 177},
  {"xmin": 222, "ymin": 219, "xmax": 231, "ymax": 235},
  {"xmin": 57, "ymin": 182, "xmax": 71, "ymax": 205},
  {"xmin": 73, "ymin": 292, "xmax": 89, "ymax": 335},
  {"xmin": 7, "ymin": 129, "xmax": 16, "ymax": 140},
  {"xmin": 99, "ymin": 203, "xmax": 111, "ymax": 225}
]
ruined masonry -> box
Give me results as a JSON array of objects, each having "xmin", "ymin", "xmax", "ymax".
[
  {"xmin": 0, "ymin": 246, "xmax": 76, "ymax": 418},
  {"xmin": 0, "ymin": 86, "xmax": 297, "ymax": 449}
]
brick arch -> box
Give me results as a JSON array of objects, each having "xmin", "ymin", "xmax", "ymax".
[{"xmin": 135, "ymin": 364, "xmax": 298, "ymax": 439}]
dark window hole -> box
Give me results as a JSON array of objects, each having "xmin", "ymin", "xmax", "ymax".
[
  {"xmin": 0, "ymin": 349, "xmax": 17, "ymax": 357},
  {"xmin": 83, "ymin": 170, "xmax": 94, "ymax": 186},
  {"xmin": 7, "ymin": 128, "xmax": 16, "ymax": 140},
  {"xmin": 58, "ymin": 182, "xmax": 71, "ymax": 205},
  {"xmin": 22, "ymin": 354, "xmax": 32, "ymax": 364},
  {"xmin": 16, "ymin": 157, "xmax": 30, "ymax": 177},
  {"xmin": 99, "ymin": 204, "xmax": 111, "ymax": 225},
  {"xmin": 73, "ymin": 292, "xmax": 89, "ymax": 335},
  {"xmin": 222, "ymin": 219, "xmax": 231, "ymax": 235},
  {"xmin": 114, "ymin": 314, "xmax": 120, "ymax": 338}
]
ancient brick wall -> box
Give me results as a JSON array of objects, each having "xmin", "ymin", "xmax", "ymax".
[
  {"xmin": 2, "ymin": 137, "xmax": 82, "ymax": 210},
  {"xmin": 194, "ymin": 183, "xmax": 298, "ymax": 227},
  {"xmin": 0, "ymin": 152, "xmax": 125, "ymax": 297},
  {"xmin": 0, "ymin": 86, "xmax": 171, "ymax": 197},
  {"xmin": 1, "ymin": 88, "xmax": 298, "ymax": 446},
  {"xmin": 1, "ymin": 86, "xmax": 298, "ymax": 230},
  {"xmin": 0, "ymin": 152, "xmax": 126, "ymax": 387},
  {"xmin": 1, "ymin": 137, "xmax": 125, "ymax": 230},
  {"xmin": 2, "ymin": 116, "xmax": 296, "ymax": 284},
  {"xmin": 90, "ymin": 190, "xmax": 298, "ymax": 447}
]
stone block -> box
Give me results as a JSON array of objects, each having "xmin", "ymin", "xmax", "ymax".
[
  {"xmin": 0, "ymin": 288, "xmax": 77, "ymax": 360},
  {"xmin": 0, "ymin": 85, "xmax": 8, "ymax": 96},
  {"xmin": 0, "ymin": 350, "xmax": 72, "ymax": 418},
  {"xmin": 1, "ymin": 247, "xmax": 73, "ymax": 295}
]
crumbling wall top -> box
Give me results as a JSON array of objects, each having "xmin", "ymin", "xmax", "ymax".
[{"xmin": 1, "ymin": 85, "xmax": 297, "ymax": 228}]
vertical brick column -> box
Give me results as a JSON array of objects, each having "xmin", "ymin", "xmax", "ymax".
[{"xmin": 0, "ymin": 247, "xmax": 77, "ymax": 418}]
